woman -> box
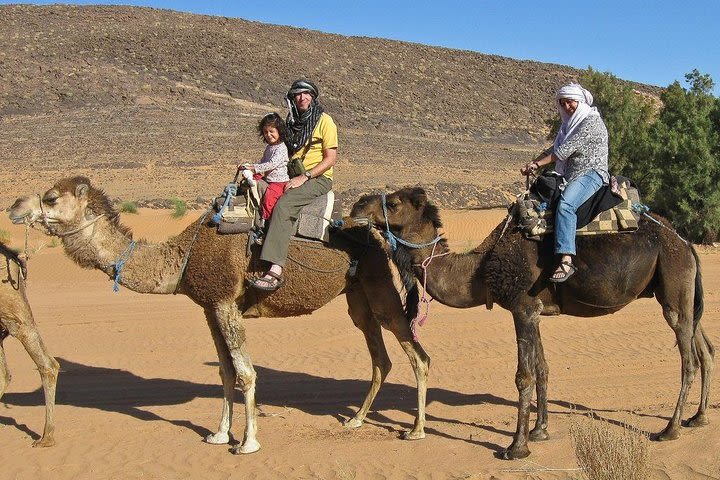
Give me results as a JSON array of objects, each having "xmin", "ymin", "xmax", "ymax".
[
  {"xmin": 250, "ymin": 78, "xmax": 338, "ymax": 291},
  {"xmin": 521, "ymin": 83, "xmax": 609, "ymax": 283}
]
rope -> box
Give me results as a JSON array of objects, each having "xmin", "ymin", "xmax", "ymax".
[
  {"xmin": 381, "ymin": 193, "xmax": 443, "ymax": 251},
  {"xmin": 174, "ymin": 207, "xmax": 213, "ymax": 294},
  {"xmin": 631, "ymin": 203, "xmax": 689, "ymax": 245},
  {"xmin": 111, "ymin": 240, "xmax": 136, "ymax": 292},
  {"xmin": 286, "ymin": 241, "xmax": 351, "ymax": 273},
  {"xmin": 410, "ymin": 242, "xmax": 451, "ymax": 342}
]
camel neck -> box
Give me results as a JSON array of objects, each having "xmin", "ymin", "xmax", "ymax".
[
  {"xmin": 62, "ymin": 216, "xmax": 185, "ymax": 294},
  {"xmin": 408, "ymin": 242, "xmax": 489, "ymax": 309}
]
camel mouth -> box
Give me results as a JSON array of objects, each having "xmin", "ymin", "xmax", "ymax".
[
  {"xmin": 9, "ymin": 212, "xmax": 32, "ymax": 225},
  {"xmin": 350, "ymin": 216, "xmax": 370, "ymax": 226}
]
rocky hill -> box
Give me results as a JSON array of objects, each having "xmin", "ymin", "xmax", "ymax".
[{"xmin": 0, "ymin": 4, "xmax": 658, "ymax": 210}]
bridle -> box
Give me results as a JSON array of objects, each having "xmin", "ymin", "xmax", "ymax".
[
  {"xmin": 24, "ymin": 193, "xmax": 106, "ymax": 238},
  {"xmin": 371, "ymin": 193, "xmax": 445, "ymax": 252}
]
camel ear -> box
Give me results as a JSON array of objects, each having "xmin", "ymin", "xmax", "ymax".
[
  {"xmin": 76, "ymin": 183, "xmax": 90, "ymax": 199},
  {"xmin": 409, "ymin": 187, "xmax": 427, "ymax": 209}
]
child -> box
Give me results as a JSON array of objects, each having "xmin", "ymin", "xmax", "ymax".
[{"xmin": 242, "ymin": 113, "xmax": 290, "ymax": 222}]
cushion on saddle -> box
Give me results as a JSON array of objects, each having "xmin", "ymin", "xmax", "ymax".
[
  {"xmin": 517, "ymin": 176, "xmax": 640, "ymax": 239},
  {"xmin": 293, "ymin": 191, "xmax": 342, "ymax": 242}
]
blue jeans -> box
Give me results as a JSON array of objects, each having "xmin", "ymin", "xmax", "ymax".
[{"xmin": 554, "ymin": 170, "xmax": 604, "ymax": 255}]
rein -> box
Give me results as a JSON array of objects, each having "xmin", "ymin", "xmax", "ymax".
[{"xmin": 410, "ymin": 242, "xmax": 450, "ymax": 341}]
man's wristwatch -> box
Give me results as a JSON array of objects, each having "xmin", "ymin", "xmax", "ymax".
[{"xmin": 304, "ymin": 171, "xmax": 312, "ymax": 180}]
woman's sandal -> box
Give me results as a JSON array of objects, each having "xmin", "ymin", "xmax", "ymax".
[
  {"xmin": 250, "ymin": 270, "xmax": 285, "ymax": 291},
  {"xmin": 548, "ymin": 261, "xmax": 577, "ymax": 283}
]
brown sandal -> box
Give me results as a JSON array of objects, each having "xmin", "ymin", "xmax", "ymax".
[
  {"xmin": 548, "ymin": 261, "xmax": 577, "ymax": 283},
  {"xmin": 250, "ymin": 271, "xmax": 285, "ymax": 291}
]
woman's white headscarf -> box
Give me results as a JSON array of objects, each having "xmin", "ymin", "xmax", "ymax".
[{"xmin": 553, "ymin": 83, "xmax": 599, "ymax": 149}]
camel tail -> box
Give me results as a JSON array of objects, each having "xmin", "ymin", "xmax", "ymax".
[{"xmin": 691, "ymin": 244, "xmax": 704, "ymax": 334}]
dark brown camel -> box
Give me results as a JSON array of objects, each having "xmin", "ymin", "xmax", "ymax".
[
  {"xmin": 9, "ymin": 177, "xmax": 431, "ymax": 454},
  {"xmin": 0, "ymin": 243, "xmax": 59, "ymax": 447},
  {"xmin": 350, "ymin": 186, "xmax": 714, "ymax": 459}
]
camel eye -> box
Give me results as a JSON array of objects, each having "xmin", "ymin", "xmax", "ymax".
[
  {"xmin": 386, "ymin": 200, "xmax": 399, "ymax": 212},
  {"xmin": 43, "ymin": 194, "xmax": 58, "ymax": 206}
]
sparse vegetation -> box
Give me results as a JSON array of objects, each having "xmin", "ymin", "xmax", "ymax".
[
  {"xmin": 119, "ymin": 201, "xmax": 139, "ymax": 214},
  {"xmin": 569, "ymin": 413, "xmax": 650, "ymax": 480},
  {"xmin": 0, "ymin": 229, "xmax": 11, "ymax": 244},
  {"xmin": 170, "ymin": 197, "xmax": 187, "ymax": 218}
]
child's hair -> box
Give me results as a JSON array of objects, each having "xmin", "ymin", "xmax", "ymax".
[{"xmin": 257, "ymin": 112, "xmax": 288, "ymax": 144}]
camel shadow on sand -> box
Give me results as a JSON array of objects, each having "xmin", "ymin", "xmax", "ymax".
[{"xmin": 1, "ymin": 357, "xmax": 668, "ymax": 451}]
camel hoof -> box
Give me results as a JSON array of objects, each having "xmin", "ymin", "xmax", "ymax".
[
  {"xmin": 231, "ymin": 439, "xmax": 261, "ymax": 455},
  {"xmin": 653, "ymin": 426, "xmax": 680, "ymax": 441},
  {"xmin": 205, "ymin": 432, "xmax": 230, "ymax": 445},
  {"xmin": 685, "ymin": 413, "xmax": 709, "ymax": 428},
  {"xmin": 343, "ymin": 417, "xmax": 363, "ymax": 429},
  {"xmin": 529, "ymin": 427, "xmax": 549, "ymax": 441},
  {"xmin": 32, "ymin": 437, "xmax": 56, "ymax": 448},
  {"xmin": 401, "ymin": 429, "xmax": 425, "ymax": 441},
  {"xmin": 500, "ymin": 444, "xmax": 531, "ymax": 460}
]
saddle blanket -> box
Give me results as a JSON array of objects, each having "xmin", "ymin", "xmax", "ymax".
[{"xmin": 517, "ymin": 177, "xmax": 641, "ymax": 239}]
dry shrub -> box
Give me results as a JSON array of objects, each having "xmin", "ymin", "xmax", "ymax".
[{"xmin": 570, "ymin": 413, "xmax": 650, "ymax": 480}]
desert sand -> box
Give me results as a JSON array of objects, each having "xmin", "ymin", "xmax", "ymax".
[{"xmin": 1, "ymin": 207, "xmax": 718, "ymax": 479}]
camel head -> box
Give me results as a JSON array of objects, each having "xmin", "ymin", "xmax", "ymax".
[
  {"xmin": 9, "ymin": 176, "xmax": 119, "ymax": 236},
  {"xmin": 350, "ymin": 187, "xmax": 443, "ymax": 242}
]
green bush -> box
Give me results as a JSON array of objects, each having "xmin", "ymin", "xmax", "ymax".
[
  {"xmin": 170, "ymin": 197, "xmax": 187, "ymax": 218},
  {"xmin": 579, "ymin": 68, "xmax": 720, "ymax": 243},
  {"xmin": 119, "ymin": 201, "xmax": 138, "ymax": 214}
]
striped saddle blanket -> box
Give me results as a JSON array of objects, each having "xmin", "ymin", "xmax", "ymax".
[{"xmin": 517, "ymin": 177, "xmax": 641, "ymax": 240}]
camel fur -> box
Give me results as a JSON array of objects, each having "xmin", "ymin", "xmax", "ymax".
[
  {"xmin": 350, "ymin": 186, "xmax": 714, "ymax": 460},
  {"xmin": 0, "ymin": 243, "xmax": 59, "ymax": 447},
  {"xmin": 9, "ymin": 177, "xmax": 432, "ymax": 455}
]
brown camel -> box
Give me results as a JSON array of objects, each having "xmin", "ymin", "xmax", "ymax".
[
  {"xmin": 9, "ymin": 177, "xmax": 431, "ymax": 454},
  {"xmin": 0, "ymin": 243, "xmax": 59, "ymax": 447},
  {"xmin": 350, "ymin": 187, "xmax": 715, "ymax": 460}
]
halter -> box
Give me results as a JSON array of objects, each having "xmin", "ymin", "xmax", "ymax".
[{"xmin": 380, "ymin": 193, "xmax": 443, "ymax": 251}]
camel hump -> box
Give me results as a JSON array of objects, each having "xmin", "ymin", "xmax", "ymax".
[{"xmin": 294, "ymin": 190, "xmax": 343, "ymax": 242}]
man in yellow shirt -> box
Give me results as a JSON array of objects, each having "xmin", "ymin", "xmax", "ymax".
[{"xmin": 251, "ymin": 79, "xmax": 337, "ymax": 291}]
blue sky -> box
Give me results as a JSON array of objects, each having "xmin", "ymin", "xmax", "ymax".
[{"xmin": 8, "ymin": 1, "xmax": 720, "ymax": 95}]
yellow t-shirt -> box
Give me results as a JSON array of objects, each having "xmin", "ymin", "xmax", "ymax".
[{"xmin": 292, "ymin": 113, "xmax": 338, "ymax": 180}]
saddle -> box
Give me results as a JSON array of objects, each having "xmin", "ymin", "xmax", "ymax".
[
  {"xmin": 517, "ymin": 172, "xmax": 641, "ymax": 239},
  {"xmin": 212, "ymin": 180, "xmax": 342, "ymax": 242}
]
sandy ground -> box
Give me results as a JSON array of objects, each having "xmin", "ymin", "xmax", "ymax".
[{"xmin": 1, "ymin": 208, "xmax": 718, "ymax": 480}]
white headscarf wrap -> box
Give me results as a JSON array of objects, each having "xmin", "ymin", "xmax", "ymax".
[{"xmin": 553, "ymin": 83, "xmax": 599, "ymax": 149}]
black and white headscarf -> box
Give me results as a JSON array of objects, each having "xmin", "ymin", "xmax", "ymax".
[{"xmin": 285, "ymin": 80, "xmax": 324, "ymax": 156}]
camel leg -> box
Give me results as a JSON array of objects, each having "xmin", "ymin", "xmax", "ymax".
[
  {"xmin": 655, "ymin": 303, "xmax": 696, "ymax": 441},
  {"xmin": 686, "ymin": 325, "xmax": 714, "ymax": 427},
  {"xmin": 16, "ymin": 321, "xmax": 59, "ymax": 447},
  {"xmin": 0, "ymin": 328, "xmax": 11, "ymax": 401},
  {"xmin": 344, "ymin": 288, "xmax": 393, "ymax": 429},
  {"xmin": 203, "ymin": 309, "xmax": 236, "ymax": 445},
  {"xmin": 212, "ymin": 303, "xmax": 260, "ymax": 455},
  {"xmin": 392, "ymin": 325, "xmax": 430, "ymax": 440},
  {"xmin": 529, "ymin": 330, "xmax": 549, "ymax": 441},
  {"xmin": 503, "ymin": 311, "xmax": 542, "ymax": 460}
]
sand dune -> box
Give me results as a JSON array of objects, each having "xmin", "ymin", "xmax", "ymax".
[{"xmin": 0, "ymin": 209, "xmax": 718, "ymax": 479}]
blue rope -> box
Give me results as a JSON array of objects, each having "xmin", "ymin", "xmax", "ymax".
[
  {"xmin": 381, "ymin": 193, "xmax": 443, "ymax": 251},
  {"xmin": 211, "ymin": 183, "xmax": 238, "ymax": 224},
  {"xmin": 632, "ymin": 202, "xmax": 689, "ymax": 244},
  {"xmin": 111, "ymin": 240, "xmax": 136, "ymax": 293}
]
